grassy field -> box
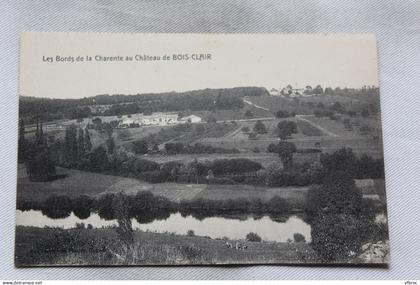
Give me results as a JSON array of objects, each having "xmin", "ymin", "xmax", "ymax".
[
  {"xmin": 17, "ymin": 165, "xmax": 311, "ymax": 204},
  {"xmin": 15, "ymin": 226, "xmax": 316, "ymax": 266},
  {"xmin": 144, "ymin": 152, "xmax": 282, "ymax": 168},
  {"xmin": 296, "ymin": 120, "xmax": 323, "ymax": 136},
  {"xmin": 302, "ymin": 115, "xmax": 382, "ymax": 139},
  {"xmin": 195, "ymin": 184, "xmax": 309, "ymax": 204}
]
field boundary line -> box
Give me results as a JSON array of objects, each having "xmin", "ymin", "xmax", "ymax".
[
  {"xmin": 243, "ymin": 98, "xmax": 270, "ymax": 111},
  {"xmin": 296, "ymin": 115, "xmax": 339, "ymax": 137}
]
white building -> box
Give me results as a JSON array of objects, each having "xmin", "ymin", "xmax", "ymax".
[
  {"xmin": 119, "ymin": 112, "xmax": 179, "ymax": 128},
  {"xmin": 269, "ymin": 88, "xmax": 280, "ymax": 96},
  {"xmin": 180, "ymin": 114, "xmax": 202, "ymax": 123}
]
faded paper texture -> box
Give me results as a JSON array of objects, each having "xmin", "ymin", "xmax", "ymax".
[{"xmin": 16, "ymin": 32, "xmax": 388, "ymax": 266}]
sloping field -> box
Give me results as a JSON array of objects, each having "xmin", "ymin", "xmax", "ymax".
[
  {"xmin": 195, "ymin": 184, "xmax": 309, "ymax": 204},
  {"xmin": 17, "ymin": 165, "xmax": 123, "ymax": 202},
  {"xmin": 17, "ymin": 165, "xmax": 205, "ymax": 203},
  {"xmin": 17, "ymin": 165, "xmax": 310, "ymax": 204},
  {"xmin": 300, "ymin": 115, "xmax": 382, "ymax": 139},
  {"xmin": 106, "ymin": 180, "xmax": 205, "ymax": 202}
]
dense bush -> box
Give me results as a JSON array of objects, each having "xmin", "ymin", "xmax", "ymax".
[
  {"xmin": 164, "ymin": 142, "xmax": 239, "ymax": 155},
  {"xmin": 93, "ymin": 193, "xmax": 116, "ymax": 220},
  {"xmin": 179, "ymin": 196, "xmax": 291, "ymax": 216},
  {"xmin": 164, "ymin": 142, "xmax": 184, "ymax": 155},
  {"xmin": 266, "ymin": 196, "xmax": 290, "ymax": 213},
  {"xmin": 25, "ymin": 142, "xmax": 56, "ymax": 182},
  {"xmin": 131, "ymin": 140, "xmax": 148, "ymax": 154},
  {"xmin": 275, "ymin": 110, "xmax": 295, "ymax": 118},
  {"xmin": 210, "ymin": 158, "xmax": 262, "ymax": 175},
  {"xmin": 41, "ymin": 195, "xmax": 73, "ymax": 219},
  {"xmin": 73, "ymin": 195, "xmax": 93, "ymax": 219},
  {"xmin": 138, "ymin": 170, "xmax": 170, "ymax": 184},
  {"xmin": 330, "ymin": 102, "xmax": 346, "ymax": 114},
  {"xmin": 132, "ymin": 159, "xmax": 160, "ymax": 174},
  {"xmin": 293, "ymin": 233, "xmax": 306, "ymax": 243},
  {"xmin": 295, "ymin": 148, "xmax": 321, "ymax": 153},
  {"xmin": 277, "ymin": 121, "xmax": 298, "ymax": 140},
  {"xmin": 265, "ymin": 162, "xmax": 321, "ymax": 187},
  {"xmin": 253, "ymin": 120, "xmax": 267, "ymax": 134},
  {"xmin": 208, "ymin": 177, "xmax": 236, "ymax": 185},
  {"xmin": 320, "ymin": 147, "xmax": 384, "ymax": 179},
  {"xmin": 90, "ymin": 146, "xmax": 108, "ymax": 171},
  {"xmin": 305, "ymin": 171, "xmax": 362, "ymax": 219},
  {"xmin": 246, "ymin": 232, "xmax": 262, "ymax": 242},
  {"xmin": 311, "ymin": 213, "xmax": 362, "ymax": 262},
  {"xmin": 314, "ymin": 110, "xmax": 334, "ymax": 118}
]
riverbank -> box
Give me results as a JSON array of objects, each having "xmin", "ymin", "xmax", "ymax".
[{"xmin": 15, "ymin": 226, "xmax": 316, "ymax": 266}]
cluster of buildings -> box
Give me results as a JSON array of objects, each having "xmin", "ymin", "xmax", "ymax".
[
  {"xmin": 50, "ymin": 113, "xmax": 202, "ymax": 130},
  {"xmin": 269, "ymin": 85, "xmax": 313, "ymax": 97},
  {"xmin": 118, "ymin": 113, "xmax": 202, "ymax": 128}
]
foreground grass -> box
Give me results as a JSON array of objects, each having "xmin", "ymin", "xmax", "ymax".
[{"xmin": 15, "ymin": 226, "xmax": 316, "ymax": 266}]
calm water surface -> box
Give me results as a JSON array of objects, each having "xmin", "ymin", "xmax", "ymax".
[{"xmin": 16, "ymin": 210, "xmax": 311, "ymax": 242}]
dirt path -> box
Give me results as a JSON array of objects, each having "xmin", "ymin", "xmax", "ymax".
[
  {"xmin": 296, "ymin": 115, "xmax": 339, "ymax": 137},
  {"xmin": 243, "ymin": 98, "xmax": 270, "ymax": 111}
]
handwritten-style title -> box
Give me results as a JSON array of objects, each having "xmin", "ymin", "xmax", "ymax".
[{"xmin": 42, "ymin": 53, "xmax": 212, "ymax": 63}]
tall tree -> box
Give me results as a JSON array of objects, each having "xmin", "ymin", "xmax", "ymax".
[
  {"xmin": 77, "ymin": 128, "xmax": 85, "ymax": 160},
  {"xmin": 64, "ymin": 124, "xmax": 78, "ymax": 166},
  {"xmin": 277, "ymin": 121, "xmax": 298, "ymax": 140},
  {"xmin": 90, "ymin": 145, "xmax": 108, "ymax": 171},
  {"xmin": 306, "ymin": 171, "xmax": 365, "ymax": 262},
  {"xmin": 277, "ymin": 141, "xmax": 296, "ymax": 169},
  {"xmin": 314, "ymin": 85, "xmax": 324, "ymax": 94},
  {"xmin": 25, "ymin": 143, "xmax": 56, "ymax": 182},
  {"xmin": 25, "ymin": 121, "xmax": 56, "ymax": 182},
  {"xmin": 84, "ymin": 128, "xmax": 92, "ymax": 153},
  {"xmin": 106, "ymin": 136, "xmax": 116, "ymax": 154},
  {"xmin": 18, "ymin": 119, "xmax": 27, "ymax": 163},
  {"xmin": 253, "ymin": 120, "xmax": 267, "ymax": 134}
]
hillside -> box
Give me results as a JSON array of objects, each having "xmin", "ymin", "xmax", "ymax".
[{"xmin": 19, "ymin": 86, "xmax": 269, "ymax": 123}]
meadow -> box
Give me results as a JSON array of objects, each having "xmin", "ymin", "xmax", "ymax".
[
  {"xmin": 17, "ymin": 164, "xmax": 311, "ymax": 205},
  {"xmin": 15, "ymin": 226, "xmax": 316, "ymax": 266}
]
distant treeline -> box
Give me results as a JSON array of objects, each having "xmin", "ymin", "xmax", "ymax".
[{"xmin": 19, "ymin": 87, "xmax": 268, "ymax": 123}]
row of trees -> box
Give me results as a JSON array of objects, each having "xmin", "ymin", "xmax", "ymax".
[
  {"xmin": 302, "ymin": 85, "xmax": 379, "ymax": 96},
  {"xmin": 61, "ymin": 124, "xmax": 93, "ymax": 167},
  {"xmin": 19, "ymin": 118, "xmax": 57, "ymax": 182},
  {"xmin": 164, "ymin": 142, "xmax": 239, "ymax": 155},
  {"xmin": 305, "ymin": 171, "xmax": 387, "ymax": 261}
]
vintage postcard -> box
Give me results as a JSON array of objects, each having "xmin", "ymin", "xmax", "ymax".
[{"xmin": 16, "ymin": 32, "xmax": 389, "ymax": 266}]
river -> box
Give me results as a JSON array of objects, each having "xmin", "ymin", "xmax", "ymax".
[{"xmin": 16, "ymin": 210, "xmax": 311, "ymax": 242}]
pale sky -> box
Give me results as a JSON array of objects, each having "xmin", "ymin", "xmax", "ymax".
[{"xmin": 20, "ymin": 32, "xmax": 379, "ymax": 99}]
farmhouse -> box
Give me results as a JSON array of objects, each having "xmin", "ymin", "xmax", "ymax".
[
  {"xmin": 269, "ymin": 88, "xmax": 280, "ymax": 96},
  {"xmin": 180, "ymin": 114, "xmax": 202, "ymax": 123}
]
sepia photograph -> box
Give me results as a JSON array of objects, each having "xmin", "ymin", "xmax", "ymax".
[{"xmin": 15, "ymin": 32, "xmax": 389, "ymax": 266}]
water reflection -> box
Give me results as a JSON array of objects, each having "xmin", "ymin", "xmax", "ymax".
[{"xmin": 16, "ymin": 210, "xmax": 311, "ymax": 242}]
